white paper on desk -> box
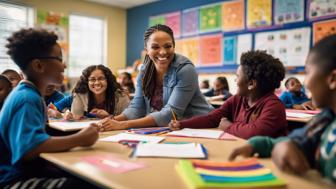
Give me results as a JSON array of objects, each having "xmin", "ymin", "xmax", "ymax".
[
  {"xmin": 48, "ymin": 120, "xmax": 100, "ymax": 132},
  {"xmin": 286, "ymin": 112, "xmax": 315, "ymax": 118},
  {"xmin": 134, "ymin": 143, "xmax": 206, "ymax": 158},
  {"xmin": 99, "ymin": 133, "xmax": 164, "ymax": 143},
  {"xmin": 167, "ymin": 128, "xmax": 223, "ymax": 139}
]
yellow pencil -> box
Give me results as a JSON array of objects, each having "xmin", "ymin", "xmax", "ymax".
[{"xmin": 170, "ymin": 108, "xmax": 177, "ymax": 121}]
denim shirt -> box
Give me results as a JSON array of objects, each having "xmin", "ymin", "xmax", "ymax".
[{"xmin": 122, "ymin": 54, "xmax": 214, "ymax": 126}]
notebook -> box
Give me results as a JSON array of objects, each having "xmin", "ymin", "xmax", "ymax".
[
  {"xmin": 48, "ymin": 120, "xmax": 100, "ymax": 132},
  {"xmin": 99, "ymin": 133, "xmax": 165, "ymax": 143},
  {"xmin": 167, "ymin": 128, "xmax": 237, "ymax": 140},
  {"xmin": 132, "ymin": 143, "xmax": 207, "ymax": 159}
]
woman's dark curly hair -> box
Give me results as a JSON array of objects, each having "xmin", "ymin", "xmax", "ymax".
[
  {"xmin": 73, "ymin": 65, "xmax": 122, "ymax": 115},
  {"xmin": 240, "ymin": 50, "xmax": 285, "ymax": 94},
  {"xmin": 6, "ymin": 28, "xmax": 58, "ymax": 71},
  {"xmin": 142, "ymin": 24, "xmax": 175, "ymax": 99}
]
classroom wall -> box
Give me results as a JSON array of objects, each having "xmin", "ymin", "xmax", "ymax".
[{"xmin": 13, "ymin": 0, "xmax": 127, "ymax": 73}]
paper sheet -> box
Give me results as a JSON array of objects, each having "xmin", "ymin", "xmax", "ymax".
[
  {"xmin": 286, "ymin": 112, "xmax": 315, "ymax": 118},
  {"xmin": 167, "ymin": 128, "xmax": 223, "ymax": 139},
  {"xmin": 99, "ymin": 133, "xmax": 165, "ymax": 143},
  {"xmin": 48, "ymin": 120, "xmax": 100, "ymax": 132}
]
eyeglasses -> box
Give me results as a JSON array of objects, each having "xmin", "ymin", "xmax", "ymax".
[
  {"xmin": 35, "ymin": 56, "xmax": 63, "ymax": 62},
  {"xmin": 88, "ymin": 77, "xmax": 106, "ymax": 83}
]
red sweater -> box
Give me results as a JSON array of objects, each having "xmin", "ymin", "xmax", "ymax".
[{"xmin": 180, "ymin": 93, "xmax": 288, "ymax": 139}]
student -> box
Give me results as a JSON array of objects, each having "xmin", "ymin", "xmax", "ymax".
[
  {"xmin": 97, "ymin": 24, "xmax": 213, "ymax": 131},
  {"xmin": 44, "ymin": 84, "xmax": 64, "ymax": 105},
  {"xmin": 228, "ymin": 35, "xmax": 336, "ymax": 182},
  {"xmin": 119, "ymin": 72, "xmax": 135, "ymax": 94},
  {"xmin": 200, "ymin": 79, "xmax": 210, "ymax": 89},
  {"xmin": 203, "ymin": 76, "xmax": 232, "ymax": 100},
  {"xmin": 2, "ymin": 69, "xmax": 22, "ymax": 87},
  {"xmin": 0, "ymin": 28, "xmax": 99, "ymax": 188},
  {"xmin": 47, "ymin": 95, "xmax": 73, "ymax": 118},
  {"xmin": 279, "ymin": 77, "xmax": 314, "ymax": 110},
  {"xmin": 169, "ymin": 50, "xmax": 287, "ymax": 139},
  {"xmin": 65, "ymin": 65, "xmax": 130, "ymax": 120},
  {"xmin": 0, "ymin": 75, "xmax": 12, "ymax": 110}
]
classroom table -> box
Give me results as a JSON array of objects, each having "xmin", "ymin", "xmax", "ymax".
[{"xmin": 40, "ymin": 130, "xmax": 335, "ymax": 189}]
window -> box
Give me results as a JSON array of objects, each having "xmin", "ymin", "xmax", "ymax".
[
  {"xmin": 69, "ymin": 14, "xmax": 106, "ymax": 77},
  {"xmin": 0, "ymin": 2, "xmax": 33, "ymax": 72}
]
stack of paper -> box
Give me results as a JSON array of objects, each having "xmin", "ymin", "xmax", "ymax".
[
  {"xmin": 167, "ymin": 128, "xmax": 236, "ymax": 140},
  {"xmin": 132, "ymin": 143, "xmax": 207, "ymax": 159},
  {"xmin": 176, "ymin": 159, "xmax": 286, "ymax": 188},
  {"xmin": 286, "ymin": 112, "xmax": 315, "ymax": 118},
  {"xmin": 126, "ymin": 127, "xmax": 170, "ymax": 135},
  {"xmin": 99, "ymin": 133, "xmax": 165, "ymax": 143},
  {"xmin": 48, "ymin": 120, "xmax": 100, "ymax": 132}
]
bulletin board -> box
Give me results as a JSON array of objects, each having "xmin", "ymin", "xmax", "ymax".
[{"xmin": 148, "ymin": 0, "xmax": 336, "ymax": 73}]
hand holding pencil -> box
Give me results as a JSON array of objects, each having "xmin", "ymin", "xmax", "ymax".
[{"xmin": 168, "ymin": 108, "xmax": 181, "ymax": 130}]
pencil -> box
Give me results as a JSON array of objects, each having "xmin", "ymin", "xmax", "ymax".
[{"xmin": 170, "ymin": 108, "xmax": 177, "ymax": 121}]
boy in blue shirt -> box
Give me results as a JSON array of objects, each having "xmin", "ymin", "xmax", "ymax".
[
  {"xmin": 279, "ymin": 77, "xmax": 314, "ymax": 110},
  {"xmin": 44, "ymin": 84, "xmax": 64, "ymax": 105},
  {"xmin": 0, "ymin": 28, "xmax": 99, "ymax": 188}
]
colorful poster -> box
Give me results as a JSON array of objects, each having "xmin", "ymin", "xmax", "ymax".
[
  {"xmin": 274, "ymin": 0, "xmax": 304, "ymax": 25},
  {"xmin": 308, "ymin": 0, "xmax": 336, "ymax": 21},
  {"xmin": 199, "ymin": 4, "xmax": 222, "ymax": 33},
  {"xmin": 181, "ymin": 37, "xmax": 200, "ymax": 65},
  {"xmin": 182, "ymin": 8, "xmax": 199, "ymax": 37},
  {"xmin": 236, "ymin": 34, "xmax": 253, "ymax": 64},
  {"xmin": 255, "ymin": 27, "xmax": 311, "ymax": 66},
  {"xmin": 222, "ymin": 0, "xmax": 245, "ymax": 31},
  {"xmin": 313, "ymin": 19, "xmax": 336, "ymax": 44},
  {"xmin": 223, "ymin": 36, "xmax": 237, "ymax": 65},
  {"xmin": 247, "ymin": 0, "xmax": 272, "ymax": 29},
  {"xmin": 36, "ymin": 10, "xmax": 69, "ymax": 58},
  {"xmin": 165, "ymin": 12, "xmax": 181, "ymax": 38},
  {"xmin": 149, "ymin": 15, "xmax": 165, "ymax": 27},
  {"xmin": 175, "ymin": 39, "xmax": 183, "ymax": 55},
  {"xmin": 199, "ymin": 34, "xmax": 222, "ymax": 66}
]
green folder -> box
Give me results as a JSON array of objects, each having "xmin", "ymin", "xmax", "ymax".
[{"xmin": 176, "ymin": 160, "xmax": 286, "ymax": 189}]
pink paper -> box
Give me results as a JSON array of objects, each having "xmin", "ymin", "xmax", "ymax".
[
  {"xmin": 219, "ymin": 133, "xmax": 238, "ymax": 140},
  {"xmin": 82, "ymin": 155, "xmax": 146, "ymax": 173}
]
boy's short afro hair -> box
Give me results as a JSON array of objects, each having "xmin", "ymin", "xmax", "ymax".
[
  {"xmin": 240, "ymin": 50, "xmax": 285, "ymax": 94},
  {"xmin": 6, "ymin": 28, "xmax": 58, "ymax": 70}
]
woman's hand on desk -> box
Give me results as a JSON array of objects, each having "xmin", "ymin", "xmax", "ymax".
[
  {"xmin": 97, "ymin": 118, "xmax": 128, "ymax": 132},
  {"xmin": 90, "ymin": 108, "xmax": 109, "ymax": 118},
  {"xmin": 218, "ymin": 117, "xmax": 232, "ymax": 130},
  {"xmin": 271, "ymin": 141, "xmax": 310, "ymax": 175},
  {"xmin": 228, "ymin": 144, "xmax": 254, "ymax": 161},
  {"xmin": 168, "ymin": 120, "xmax": 181, "ymax": 130},
  {"xmin": 75, "ymin": 124, "xmax": 99, "ymax": 147}
]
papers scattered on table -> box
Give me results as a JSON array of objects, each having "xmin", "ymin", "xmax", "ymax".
[
  {"xmin": 48, "ymin": 120, "xmax": 100, "ymax": 132},
  {"xmin": 286, "ymin": 112, "xmax": 315, "ymax": 118},
  {"xmin": 132, "ymin": 143, "xmax": 207, "ymax": 159},
  {"xmin": 126, "ymin": 127, "xmax": 170, "ymax": 135},
  {"xmin": 167, "ymin": 128, "xmax": 236, "ymax": 140},
  {"xmin": 82, "ymin": 155, "xmax": 146, "ymax": 173},
  {"xmin": 176, "ymin": 159, "xmax": 286, "ymax": 188},
  {"xmin": 99, "ymin": 133, "xmax": 165, "ymax": 143}
]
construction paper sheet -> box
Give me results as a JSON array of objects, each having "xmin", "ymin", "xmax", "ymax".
[
  {"xmin": 199, "ymin": 3, "xmax": 222, "ymax": 33},
  {"xmin": 182, "ymin": 8, "xmax": 199, "ymax": 37},
  {"xmin": 199, "ymin": 34, "xmax": 222, "ymax": 66},
  {"xmin": 181, "ymin": 37, "xmax": 200, "ymax": 65},
  {"xmin": 82, "ymin": 155, "xmax": 146, "ymax": 173},
  {"xmin": 165, "ymin": 11, "xmax": 181, "ymax": 38},
  {"xmin": 236, "ymin": 33, "xmax": 253, "ymax": 64},
  {"xmin": 274, "ymin": 0, "xmax": 304, "ymax": 25},
  {"xmin": 313, "ymin": 19, "xmax": 336, "ymax": 44},
  {"xmin": 195, "ymin": 167, "xmax": 272, "ymax": 177},
  {"xmin": 167, "ymin": 128, "xmax": 223, "ymax": 139},
  {"xmin": 255, "ymin": 27, "xmax": 311, "ymax": 66},
  {"xmin": 134, "ymin": 143, "xmax": 207, "ymax": 159},
  {"xmin": 99, "ymin": 133, "xmax": 164, "ymax": 143},
  {"xmin": 223, "ymin": 36, "xmax": 237, "ymax": 65},
  {"xmin": 247, "ymin": 0, "xmax": 272, "ymax": 29},
  {"xmin": 149, "ymin": 15, "xmax": 165, "ymax": 27},
  {"xmin": 48, "ymin": 120, "xmax": 100, "ymax": 132},
  {"xmin": 192, "ymin": 158, "xmax": 259, "ymax": 167},
  {"xmin": 221, "ymin": 0, "xmax": 245, "ymax": 31},
  {"xmin": 308, "ymin": 0, "xmax": 336, "ymax": 21},
  {"xmin": 200, "ymin": 173, "xmax": 276, "ymax": 182}
]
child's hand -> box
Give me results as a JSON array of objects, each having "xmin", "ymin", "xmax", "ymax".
[
  {"xmin": 90, "ymin": 108, "xmax": 109, "ymax": 118},
  {"xmin": 218, "ymin": 117, "xmax": 232, "ymax": 131},
  {"xmin": 168, "ymin": 120, "xmax": 181, "ymax": 130},
  {"xmin": 97, "ymin": 117, "xmax": 127, "ymax": 132},
  {"xmin": 301, "ymin": 101, "xmax": 315, "ymax": 110},
  {"xmin": 228, "ymin": 144, "xmax": 254, "ymax": 161},
  {"xmin": 47, "ymin": 108, "xmax": 62, "ymax": 118},
  {"xmin": 271, "ymin": 140, "xmax": 310, "ymax": 175},
  {"xmin": 63, "ymin": 110, "xmax": 74, "ymax": 120},
  {"xmin": 76, "ymin": 124, "xmax": 99, "ymax": 147},
  {"xmin": 292, "ymin": 104, "xmax": 305, "ymax": 110}
]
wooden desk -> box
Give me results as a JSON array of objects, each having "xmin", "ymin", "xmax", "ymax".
[
  {"xmin": 209, "ymin": 100, "xmax": 225, "ymax": 106},
  {"xmin": 41, "ymin": 131, "xmax": 334, "ymax": 189}
]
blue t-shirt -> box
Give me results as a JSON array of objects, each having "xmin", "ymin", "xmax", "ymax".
[
  {"xmin": 279, "ymin": 90, "xmax": 310, "ymax": 108},
  {"xmin": 54, "ymin": 95, "xmax": 73, "ymax": 111},
  {"xmin": 45, "ymin": 90, "xmax": 64, "ymax": 106},
  {"xmin": 0, "ymin": 81, "xmax": 49, "ymax": 183}
]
